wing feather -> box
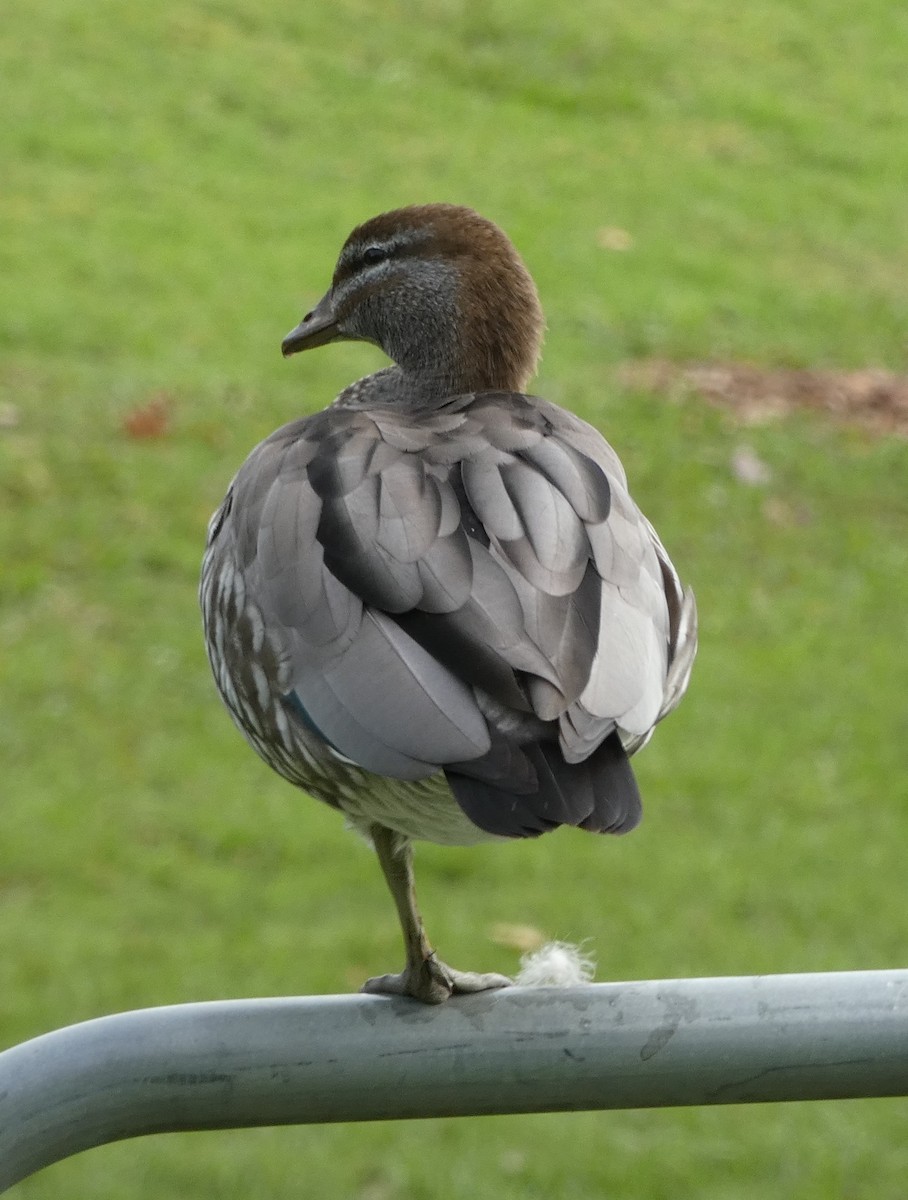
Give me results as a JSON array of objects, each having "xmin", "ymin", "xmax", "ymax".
[{"xmin": 208, "ymin": 391, "xmax": 696, "ymax": 838}]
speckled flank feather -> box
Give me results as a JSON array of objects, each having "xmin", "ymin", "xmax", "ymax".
[{"xmin": 201, "ymin": 203, "xmax": 697, "ymax": 1001}]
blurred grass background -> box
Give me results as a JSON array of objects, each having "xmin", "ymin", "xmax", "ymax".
[{"xmin": 2, "ymin": 0, "xmax": 907, "ymax": 1195}]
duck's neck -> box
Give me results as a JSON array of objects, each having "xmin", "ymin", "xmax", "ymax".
[{"xmin": 334, "ymin": 362, "xmax": 513, "ymax": 410}]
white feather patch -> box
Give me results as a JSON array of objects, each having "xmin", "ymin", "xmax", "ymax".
[{"xmin": 515, "ymin": 941, "xmax": 596, "ymax": 988}]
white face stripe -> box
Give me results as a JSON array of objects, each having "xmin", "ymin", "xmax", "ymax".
[
  {"xmin": 330, "ymin": 226, "xmax": 443, "ymax": 318},
  {"xmin": 337, "ymin": 226, "xmax": 433, "ymax": 273}
]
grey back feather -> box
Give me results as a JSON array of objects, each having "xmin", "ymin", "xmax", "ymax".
[{"xmin": 201, "ymin": 390, "xmax": 697, "ymax": 839}]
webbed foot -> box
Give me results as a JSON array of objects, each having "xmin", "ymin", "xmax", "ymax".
[{"xmin": 361, "ymin": 955, "xmax": 512, "ymax": 1005}]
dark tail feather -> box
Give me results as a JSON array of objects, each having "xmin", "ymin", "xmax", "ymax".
[
  {"xmin": 445, "ymin": 731, "xmax": 641, "ymax": 839},
  {"xmin": 576, "ymin": 731, "xmax": 642, "ymax": 834}
]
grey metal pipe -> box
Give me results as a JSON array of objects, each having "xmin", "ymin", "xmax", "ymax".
[{"xmin": 1, "ymin": 970, "xmax": 907, "ymax": 1191}]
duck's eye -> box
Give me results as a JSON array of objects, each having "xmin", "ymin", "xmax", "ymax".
[{"xmin": 361, "ymin": 245, "xmax": 387, "ymax": 266}]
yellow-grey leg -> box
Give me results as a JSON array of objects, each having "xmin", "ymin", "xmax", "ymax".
[{"xmin": 361, "ymin": 824, "xmax": 512, "ymax": 1004}]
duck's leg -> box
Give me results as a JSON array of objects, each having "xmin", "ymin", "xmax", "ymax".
[{"xmin": 361, "ymin": 823, "xmax": 512, "ymax": 1004}]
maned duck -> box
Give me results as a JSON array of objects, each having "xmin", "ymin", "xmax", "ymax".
[{"xmin": 200, "ymin": 204, "xmax": 697, "ymax": 1003}]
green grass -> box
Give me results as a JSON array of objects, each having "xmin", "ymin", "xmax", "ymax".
[{"xmin": 2, "ymin": 0, "xmax": 908, "ymax": 1195}]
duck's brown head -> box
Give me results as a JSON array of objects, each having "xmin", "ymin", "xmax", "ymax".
[{"xmin": 282, "ymin": 204, "xmax": 545, "ymax": 396}]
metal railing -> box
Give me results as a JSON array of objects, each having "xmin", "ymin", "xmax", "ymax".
[{"xmin": 2, "ymin": 969, "xmax": 907, "ymax": 1191}]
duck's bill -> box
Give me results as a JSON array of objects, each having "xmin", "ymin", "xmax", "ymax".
[{"xmin": 281, "ymin": 291, "xmax": 341, "ymax": 356}]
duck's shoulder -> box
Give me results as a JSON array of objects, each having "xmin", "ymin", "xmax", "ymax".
[
  {"xmin": 330, "ymin": 387, "xmax": 627, "ymax": 481},
  {"xmin": 218, "ymin": 386, "xmax": 630, "ymax": 547}
]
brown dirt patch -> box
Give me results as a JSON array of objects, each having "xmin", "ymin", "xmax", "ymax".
[{"xmin": 620, "ymin": 360, "xmax": 908, "ymax": 438}]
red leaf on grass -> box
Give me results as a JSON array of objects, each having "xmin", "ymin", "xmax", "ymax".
[{"xmin": 123, "ymin": 395, "xmax": 171, "ymax": 439}]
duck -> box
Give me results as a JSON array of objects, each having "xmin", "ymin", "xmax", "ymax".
[{"xmin": 200, "ymin": 204, "xmax": 697, "ymax": 1004}]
